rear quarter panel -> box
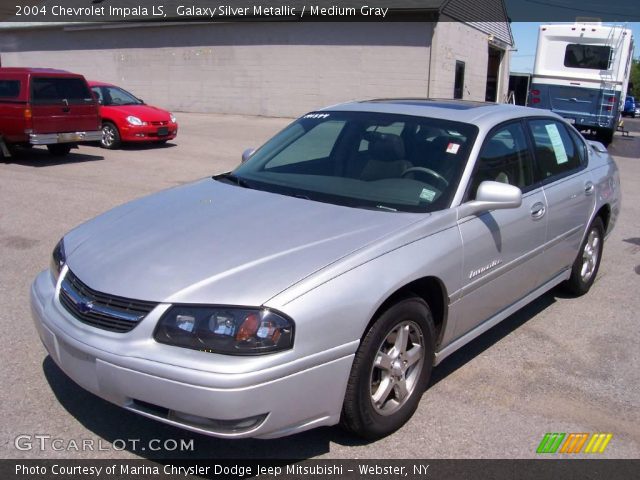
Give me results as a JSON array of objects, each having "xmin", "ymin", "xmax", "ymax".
[{"xmin": 0, "ymin": 73, "xmax": 28, "ymax": 142}]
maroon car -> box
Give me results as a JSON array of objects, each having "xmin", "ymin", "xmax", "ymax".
[
  {"xmin": 0, "ymin": 68, "xmax": 102, "ymax": 156},
  {"xmin": 89, "ymin": 81, "xmax": 178, "ymax": 149}
]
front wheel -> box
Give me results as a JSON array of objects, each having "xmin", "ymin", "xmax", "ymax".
[
  {"xmin": 563, "ymin": 217, "xmax": 604, "ymax": 296},
  {"xmin": 101, "ymin": 122, "xmax": 121, "ymax": 149},
  {"xmin": 341, "ymin": 297, "xmax": 435, "ymax": 439}
]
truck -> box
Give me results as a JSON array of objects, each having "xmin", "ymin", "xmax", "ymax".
[
  {"xmin": 0, "ymin": 67, "xmax": 102, "ymax": 157},
  {"xmin": 528, "ymin": 23, "xmax": 634, "ymax": 145}
]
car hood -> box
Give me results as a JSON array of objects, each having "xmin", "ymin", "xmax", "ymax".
[
  {"xmin": 101, "ymin": 104, "xmax": 171, "ymax": 122},
  {"xmin": 64, "ymin": 179, "xmax": 422, "ymax": 305}
]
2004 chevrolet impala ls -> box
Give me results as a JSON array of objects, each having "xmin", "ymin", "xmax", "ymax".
[{"xmin": 31, "ymin": 100, "xmax": 620, "ymax": 439}]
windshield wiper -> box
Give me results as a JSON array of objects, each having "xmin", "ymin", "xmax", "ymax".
[{"xmin": 216, "ymin": 173, "xmax": 253, "ymax": 189}]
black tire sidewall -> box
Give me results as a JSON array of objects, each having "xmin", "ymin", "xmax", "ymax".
[
  {"xmin": 101, "ymin": 122, "xmax": 121, "ymax": 149},
  {"xmin": 567, "ymin": 217, "xmax": 605, "ymax": 295},
  {"xmin": 343, "ymin": 297, "xmax": 435, "ymax": 439}
]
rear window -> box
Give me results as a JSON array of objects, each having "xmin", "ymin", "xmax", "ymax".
[
  {"xmin": 564, "ymin": 44, "xmax": 611, "ymax": 70},
  {"xmin": 30, "ymin": 77, "xmax": 93, "ymax": 104},
  {"xmin": 0, "ymin": 80, "xmax": 20, "ymax": 98}
]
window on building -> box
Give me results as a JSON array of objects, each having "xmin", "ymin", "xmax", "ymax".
[
  {"xmin": 564, "ymin": 44, "xmax": 612, "ymax": 70},
  {"xmin": 454, "ymin": 61, "xmax": 465, "ymax": 99}
]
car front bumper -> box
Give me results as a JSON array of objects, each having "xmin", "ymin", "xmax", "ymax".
[
  {"xmin": 30, "ymin": 131, "xmax": 103, "ymax": 145},
  {"xmin": 30, "ymin": 269, "xmax": 353, "ymax": 439},
  {"xmin": 119, "ymin": 124, "xmax": 178, "ymax": 142}
]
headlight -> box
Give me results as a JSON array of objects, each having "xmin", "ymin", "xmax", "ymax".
[
  {"xmin": 154, "ymin": 306, "xmax": 294, "ymax": 355},
  {"xmin": 50, "ymin": 239, "xmax": 66, "ymax": 284},
  {"xmin": 126, "ymin": 115, "xmax": 146, "ymax": 126},
  {"xmin": 169, "ymin": 113, "xmax": 177, "ymax": 123}
]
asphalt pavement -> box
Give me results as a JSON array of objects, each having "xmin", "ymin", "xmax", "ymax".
[{"xmin": 1, "ymin": 113, "xmax": 638, "ymax": 460}]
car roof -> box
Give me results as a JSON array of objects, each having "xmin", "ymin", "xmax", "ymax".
[
  {"xmin": 0, "ymin": 67, "xmax": 82, "ymax": 77},
  {"xmin": 87, "ymin": 81, "xmax": 115, "ymax": 87},
  {"xmin": 321, "ymin": 98, "xmax": 562, "ymax": 126}
]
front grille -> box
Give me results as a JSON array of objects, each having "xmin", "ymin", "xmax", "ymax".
[
  {"xmin": 150, "ymin": 121, "xmax": 168, "ymax": 126},
  {"xmin": 59, "ymin": 269, "xmax": 157, "ymax": 333}
]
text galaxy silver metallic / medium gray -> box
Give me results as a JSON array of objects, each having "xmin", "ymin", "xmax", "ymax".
[{"xmin": 31, "ymin": 99, "xmax": 620, "ymax": 439}]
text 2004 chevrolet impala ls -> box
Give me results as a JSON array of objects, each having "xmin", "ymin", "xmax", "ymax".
[{"xmin": 31, "ymin": 100, "xmax": 619, "ymax": 439}]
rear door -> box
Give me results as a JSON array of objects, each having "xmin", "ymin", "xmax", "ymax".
[
  {"xmin": 29, "ymin": 75, "xmax": 99, "ymax": 134},
  {"xmin": 527, "ymin": 118, "xmax": 595, "ymax": 280},
  {"xmin": 455, "ymin": 121, "xmax": 547, "ymax": 337}
]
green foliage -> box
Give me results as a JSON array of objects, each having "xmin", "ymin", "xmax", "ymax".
[{"xmin": 630, "ymin": 58, "xmax": 640, "ymax": 95}]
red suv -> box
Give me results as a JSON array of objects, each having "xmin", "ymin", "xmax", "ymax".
[{"xmin": 0, "ymin": 68, "xmax": 102, "ymax": 157}]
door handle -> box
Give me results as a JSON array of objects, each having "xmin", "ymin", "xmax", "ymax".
[
  {"xmin": 584, "ymin": 182, "xmax": 595, "ymax": 196},
  {"xmin": 531, "ymin": 202, "xmax": 546, "ymax": 220}
]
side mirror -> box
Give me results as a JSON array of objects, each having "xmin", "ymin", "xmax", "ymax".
[
  {"xmin": 241, "ymin": 148, "xmax": 255, "ymax": 163},
  {"xmin": 457, "ymin": 181, "xmax": 522, "ymax": 219},
  {"xmin": 91, "ymin": 92, "xmax": 102, "ymax": 104}
]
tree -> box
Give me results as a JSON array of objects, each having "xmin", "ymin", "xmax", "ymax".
[{"xmin": 629, "ymin": 58, "xmax": 640, "ymax": 96}]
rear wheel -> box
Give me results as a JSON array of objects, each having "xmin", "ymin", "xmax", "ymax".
[
  {"xmin": 563, "ymin": 217, "xmax": 604, "ymax": 296},
  {"xmin": 101, "ymin": 122, "xmax": 121, "ymax": 149},
  {"xmin": 598, "ymin": 128, "xmax": 614, "ymax": 145},
  {"xmin": 341, "ymin": 297, "xmax": 435, "ymax": 439},
  {"xmin": 46, "ymin": 144, "xmax": 72, "ymax": 156}
]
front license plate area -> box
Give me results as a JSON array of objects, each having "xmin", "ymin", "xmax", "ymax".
[{"xmin": 157, "ymin": 127, "xmax": 169, "ymax": 136}]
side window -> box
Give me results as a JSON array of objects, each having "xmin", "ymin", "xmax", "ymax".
[
  {"xmin": 0, "ymin": 80, "xmax": 20, "ymax": 98},
  {"xmin": 529, "ymin": 119, "xmax": 582, "ymax": 180},
  {"xmin": 567, "ymin": 127, "xmax": 587, "ymax": 166},
  {"xmin": 90, "ymin": 87, "xmax": 103, "ymax": 104},
  {"xmin": 264, "ymin": 120, "xmax": 345, "ymax": 169},
  {"xmin": 468, "ymin": 122, "xmax": 534, "ymax": 198}
]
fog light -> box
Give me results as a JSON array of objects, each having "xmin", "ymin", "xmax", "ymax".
[{"xmin": 168, "ymin": 411, "xmax": 268, "ymax": 433}]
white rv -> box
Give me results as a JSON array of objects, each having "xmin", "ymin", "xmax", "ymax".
[{"xmin": 529, "ymin": 23, "xmax": 634, "ymax": 144}]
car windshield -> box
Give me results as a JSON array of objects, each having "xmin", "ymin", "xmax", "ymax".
[
  {"xmin": 95, "ymin": 86, "xmax": 143, "ymax": 106},
  {"xmin": 226, "ymin": 111, "xmax": 478, "ymax": 213}
]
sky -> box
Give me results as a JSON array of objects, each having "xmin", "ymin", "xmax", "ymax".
[{"xmin": 510, "ymin": 22, "xmax": 640, "ymax": 74}]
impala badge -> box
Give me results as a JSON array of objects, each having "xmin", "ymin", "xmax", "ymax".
[{"xmin": 469, "ymin": 259, "xmax": 502, "ymax": 279}]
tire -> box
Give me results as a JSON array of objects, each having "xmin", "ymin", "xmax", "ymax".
[
  {"xmin": 101, "ymin": 122, "xmax": 121, "ymax": 149},
  {"xmin": 563, "ymin": 217, "xmax": 604, "ymax": 296},
  {"xmin": 598, "ymin": 128, "xmax": 614, "ymax": 145},
  {"xmin": 341, "ymin": 297, "xmax": 435, "ymax": 439},
  {"xmin": 46, "ymin": 144, "xmax": 72, "ymax": 156}
]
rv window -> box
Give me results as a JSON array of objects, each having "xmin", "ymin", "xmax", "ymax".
[{"xmin": 564, "ymin": 44, "xmax": 611, "ymax": 70}]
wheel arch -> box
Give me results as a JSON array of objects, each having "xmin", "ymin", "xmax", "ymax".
[
  {"xmin": 595, "ymin": 203, "xmax": 611, "ymax": 234},
  {"xmin": 364, "ymin": 276, "xmax": 448, "ymax": 348}
]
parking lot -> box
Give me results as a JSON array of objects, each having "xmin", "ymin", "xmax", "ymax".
[{"xmin": 1, "ymin": 113, "xmax": 639, "ymax": 460}]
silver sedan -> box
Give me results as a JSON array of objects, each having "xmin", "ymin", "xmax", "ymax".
[{"xmin": 31, "ymin": 99, "xmax": 620, "ymax": 439}]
